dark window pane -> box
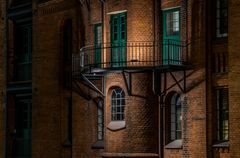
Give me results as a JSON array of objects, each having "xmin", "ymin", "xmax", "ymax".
[
  {"xmin": 216, "ymin": 0, "xmax": 228, "ymax": 37},
  {"xmin": 217, "ymin": 88, "xmax": 229, "ymax": 140}
]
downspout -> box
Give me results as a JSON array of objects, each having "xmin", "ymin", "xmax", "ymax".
[
  {"xmin": 155, "ymin": 0, "xmax": 164, "ymax": 157},
  {"xmin": 2, "ymin": 0, "xmax": 8, "ymax": 157}
]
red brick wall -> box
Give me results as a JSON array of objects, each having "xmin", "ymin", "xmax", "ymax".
[
  {"xmin": 229, "ymin": 0, "xmax": 240, "ymax": 157},
  {"xmin": 32, "ymin": 1, "xmax": 79, "ymax": 158},
  {"xmin": 105, "ymin": 73, "xmax": 158, "ymax": 155}
]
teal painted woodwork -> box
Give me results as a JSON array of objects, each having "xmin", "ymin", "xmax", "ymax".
[
  {"xmin": 15, "ymin": 97, "xmax": 32, "ymax": 158},
  {"xmin": 110, "ymin": 12, "xmax": 127, "ymax": 67},
  {"xmin": 163, "ymin": 8, "xmax": 181, "ymax": 65},
  {"xmin": 16, "ymin": 24, "xmax": 32, "ymax": 81},
  {"xmin": 94, "ymin": 24, "xmax": 102, "ymax": 67}
]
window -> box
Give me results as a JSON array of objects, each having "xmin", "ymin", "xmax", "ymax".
[
  {"xmin": 110, "ymin": 12, "xmax": 127, "ymax": 67},
  {"xmin": 63, "ymin": 19, "xmax": 72, "ymax": 63},
  {"xmin": 163, "ymin": 9, "xmax": 181, "ymax": 65},
  {"xmin": 94, "ymin": 24, "xmax": 102, "ymax": 67},
  {"xmin": 216, "ymin": 0, "xmax": 228, "ymax": 38},
  {"xmin": 166, "ymin": 11, "xmax": 180, "ymax": 36},
  {"xmin": 15, "ymin": 96, "xmax": 32, "ymax": 157},
  {"xmin": 111, "ymin": 88, "xmax": 125, "ymax": 121},
  {"xmin": 97, "ymin": 100, "xmax": 104, "ymax": 140},
  {"xmin": 15, "ymin": 24, "xmax": 32, "ymax": 81},
  {"xmin": 63, "ymin": 20, "xmax": 72, "ymax": 89},
  {"xmin": 216, "ymin": 88, "xmax": 229, "ymax": 141},
  {"xmin": 170, "ymin": 93, "xmax": 182, "ymax": 140}
]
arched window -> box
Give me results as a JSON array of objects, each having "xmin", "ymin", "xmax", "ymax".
[
  {"xmin": 111, "ymin": 88, "xmax": 125, "ymax": 121},
  {"xmin": 170, "ymin": 93, "xmax": 182, "ymax": 140}
]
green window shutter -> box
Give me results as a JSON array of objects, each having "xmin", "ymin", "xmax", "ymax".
[{"xmin": 110, "ymin": 12, "xmax": 127, "ymax": 67}]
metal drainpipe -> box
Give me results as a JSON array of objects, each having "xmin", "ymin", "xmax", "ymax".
[
  {"xmin": 152, "ymin": 0, "xmax": 164, "ymax": 157},
  {"xmin": 2, "ymin": 0, "xmax": 8, "ymax": 157}
]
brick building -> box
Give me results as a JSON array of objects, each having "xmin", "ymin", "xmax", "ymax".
[{"xmin": 0, "ymin": 0, "xmax": 239, "ymax": 158}]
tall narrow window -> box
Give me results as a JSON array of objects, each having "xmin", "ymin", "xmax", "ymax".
[
  {"xmin": 216, "ymin": 88, "xmax": 229, "ymax": 141},
  {"xmin": 216, "ymin": 0, "xmax": 228, "ymax": 38},
  {"xmin": 97, "ymin": 100, "xmax": 104, "ymax": 140},
  {"xmin": 163, "ymin": 8, "xmax": 181, "ymax": 65},
  {"xmin": 63, "ymin": 19, "xmax": 72, "ymax": 63},
  {"xmin": 63, "ymin": 20, "xmax": 72, "ymax": 89},
  {"xmin": 94, "ymin": 24, "xmax": 102, "ymax": 67},
  {"xmin": 111, "ymin": 88, "xmax": 125, "ymax": 121},
  {"xmin": 15, "ymin": 24, "xmax": 32, "ymax": 81},
  {"xmin": 110, "ymin": 12, "xmax": 127, "ymax": 67},
  {"xmin": 15, "ymin": 96, "xmax": 32, "ymax": 157},
  {"xmin": 170, "ymin": 93, "xmax": 182, "ymax": 140}
]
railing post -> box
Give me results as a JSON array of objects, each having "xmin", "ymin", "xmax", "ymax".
[{"xmin": 168, "ymin": 39, "xmax": 170, "ymax": 65}]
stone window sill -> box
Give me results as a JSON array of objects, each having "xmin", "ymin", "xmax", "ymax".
[
  {"xmin": 165, "ymin": 139, "xmax": 182, "ymax": 149},
  {"xmin": 107, "ymin": 121, "xmax": 126, "ymax": 131},
  {"xmin": 212, "ymin": 141, "xmax": 229, "ymax": 148}
]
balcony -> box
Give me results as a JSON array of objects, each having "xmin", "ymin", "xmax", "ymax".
[{"xmin": 72, "ymin": 40, "xmax": 189, "ymax": 78}]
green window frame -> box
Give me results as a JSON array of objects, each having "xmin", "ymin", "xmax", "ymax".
[
  {"xmin": 110, "ymin": 12, "xmax": 127, "ymax": 67},
  {"xmin": 216, "ymin": 88, "xmax": 229, "ymax": 141},
  {"xmin": 94, "ymin": 23, "xmax": 102, "ymax": 67},
  {"xmin": 163, "ymin": 8, "xmax": 181, "ymax": 65},
  {"xmin": 216, "ymin": 0, "xmax": 228, "ymax": 38},
  {"xmin": 15, "ymin": 96, "xmax": 32, "ymax": 158},
  {"xmin": 15, "ymin": 24, "xmax": 32, "ymax": 81}
]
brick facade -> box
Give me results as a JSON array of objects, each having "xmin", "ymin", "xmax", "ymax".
[{"xmin": 0, "ymin": 0, "xmax": 238, "ymax": 158}]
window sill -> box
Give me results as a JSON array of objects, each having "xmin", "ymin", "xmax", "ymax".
[
  {"xmin": 165, "ymin": 139, "xmax": 182, "ymax": 149},
  {"xmin": 107, "ymin": 121, "xmax": 126, "ymax": 131},
  {"xmin": 92, "ymin": 140, "xmax": 104, "ymax": 149},
  {"xmin": 212, "ymin": 141, "xmax": 229, "ymax": 148}
]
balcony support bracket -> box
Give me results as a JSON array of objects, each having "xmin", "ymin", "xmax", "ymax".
[
  {"xmin": 80, "ymin": 74, "xmax": 104, "ymax": 96},
  {"xmin": 169, "ymin": 70, "xmax": 186, "ymax": 93},
  {"xmin": 122, "ymin": 71, "xmax": 132, "ymax": 95}
]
